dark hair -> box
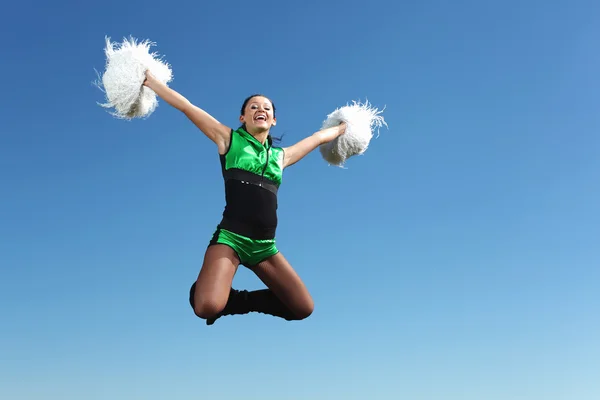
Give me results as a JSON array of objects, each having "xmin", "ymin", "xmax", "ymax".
[
  {"xmin": 240, "ymin": 93, "xmax": 276, "ymax": 117},
  {"xmin": 239, "ymin": 94, "xmax": 284, "ymax": 145}
]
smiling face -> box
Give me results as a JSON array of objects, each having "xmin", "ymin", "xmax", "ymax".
[{"xmin": 239, "ymin": 95, "xmax": 277, "ymax": 134}]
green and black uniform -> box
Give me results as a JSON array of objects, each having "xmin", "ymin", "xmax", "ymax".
[
  {"xmin": 189, "ymin": 126, "xmax": 300, "ymax": 324},
  {"xmin": 209, "ymin": 126, "xmax": 285, "ymax": 267}
]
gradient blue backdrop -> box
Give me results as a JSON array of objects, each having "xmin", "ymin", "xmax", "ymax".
[{"xmin": 2, "ymin": 0, "xmax": 599, "ymax": 399}]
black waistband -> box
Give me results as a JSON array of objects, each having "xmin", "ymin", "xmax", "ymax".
[
  {"xmin": 218, "ymin": 216, "xmax": 276, "ymax": 240},
  {"xmin": 223, "ymin": 168, "xmax": 279, "ymax": 195}
]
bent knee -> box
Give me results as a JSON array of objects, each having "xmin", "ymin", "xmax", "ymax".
[
  {"xmin": 293, "ymin": 300, "xmax": 314, "ymax": 320},
  {"xmin": 193, "ymin": 299, "xmax": 224, "ymax": 319},
  {"xmin": 189, "ymin": 282, "xmax": 226, "ymax": 319}
]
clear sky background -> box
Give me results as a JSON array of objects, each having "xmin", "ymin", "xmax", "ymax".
[{"xmin": 1, "ymin": 0, "xmax": 599, "ymax": 399}]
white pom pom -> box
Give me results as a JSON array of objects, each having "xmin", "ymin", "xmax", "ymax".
[
  {"xmin": 94, "ymin": 36, "xmax": 173, "ymax": 120},
  {"xmin": 319, "ymin": 100, "xmax": 387, "ymax": 166}
]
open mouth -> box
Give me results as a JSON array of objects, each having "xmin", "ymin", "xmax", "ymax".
[{"xmin": 254, "ymin": 114, "xmax": 267, "ymax": 121}]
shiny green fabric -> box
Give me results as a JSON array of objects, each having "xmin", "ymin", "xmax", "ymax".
[
  {"xmin": 212, "ymin": 227, "xmax": 278, "ymax": 267},
  {"xmin": 224, "ymin": 127, "xmax": 284, "ymax": 186}
]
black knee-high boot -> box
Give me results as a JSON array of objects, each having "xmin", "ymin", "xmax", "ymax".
[
  {"xmin": 210, "ymin": 288, "xmax": 298, "ymax": 325},
  {"xmin": 189, "ymin": 283, "xmax": 297, "ymax": 325}
]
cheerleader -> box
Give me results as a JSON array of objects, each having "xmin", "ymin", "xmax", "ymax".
[{"xmin": 144, "ymin": 71, "xmax": 346, "ymax": 324}]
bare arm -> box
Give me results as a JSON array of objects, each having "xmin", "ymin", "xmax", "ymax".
[
  {"xmin": 282, "ymin": 123, "xmax": 346, "ymax": 168},
  {"xmin": 143, "ymin": 71, "xmax": 231, "ymax": 152}
]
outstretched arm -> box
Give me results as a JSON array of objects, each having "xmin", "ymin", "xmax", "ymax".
[
  {"xmin": 282, "ymin": 123, "xmax": 346, "ymax": 168},
  {"xmin": 143, "ymin": 71, "xmax": 231, "ymax": 153}
]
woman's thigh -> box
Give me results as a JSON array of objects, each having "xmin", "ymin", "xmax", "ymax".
[
  {"xmin": 191, "ymin": 244, "xmax": 240, "ymax": 318},
  {"xmin": 251, "ymin": 252, "xmax": 314, "ymax": 319}
]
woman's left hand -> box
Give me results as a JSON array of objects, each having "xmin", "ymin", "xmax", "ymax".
[{"xmin": 318, "ymin": 122, "xmax": 347, "ymax": 144}]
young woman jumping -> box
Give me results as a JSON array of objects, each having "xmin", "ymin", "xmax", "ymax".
[{"xmin": 143, "ymin": 71, "xmax": 346, "ymax": 325}]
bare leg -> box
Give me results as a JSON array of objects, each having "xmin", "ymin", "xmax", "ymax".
[
  {"xmin": 190, "ymin": 244, "xmax": 240, "ymax": 320},
  {"xmin": 251, "ymin": 252, "xmax": 314, "ymax": 319},
  {"xmin": 206, "ymin": 252, "xmax": 314, "ymax": 324}
]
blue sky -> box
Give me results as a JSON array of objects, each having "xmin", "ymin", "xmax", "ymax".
[{"xmin": 2, "ymin": 0, "xmax": 599, "ymax": 398}]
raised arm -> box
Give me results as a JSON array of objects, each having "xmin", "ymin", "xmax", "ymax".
[
  {"xmin": 282, "ymin": 123, "xmax": 346, "ymax": 168},
  {"xmin": 143, "ymin": 71, "xmax": 231, "ymax": 153}
]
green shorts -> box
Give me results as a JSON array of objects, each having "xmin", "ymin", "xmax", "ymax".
[{"xmin": 209, "ymin": 227, "xmax": 278, "ymax": 267}]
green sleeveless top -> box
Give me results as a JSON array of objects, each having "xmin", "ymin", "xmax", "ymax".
[
  {"xmin": 221, "ymin": 126, "xmax": 284, "ymax": 189},
  {"xmin": 218, "ymin": 127, "xmax": 285, "ymax": 239}
]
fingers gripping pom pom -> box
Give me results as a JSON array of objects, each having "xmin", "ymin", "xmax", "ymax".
[
  {"xmin": 94, "ymin": 36, "xmax": 173, "ymax": 120},
  {"xmin": 319, "ymin": 100, "xmax": 387, "ymax": 166}
]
